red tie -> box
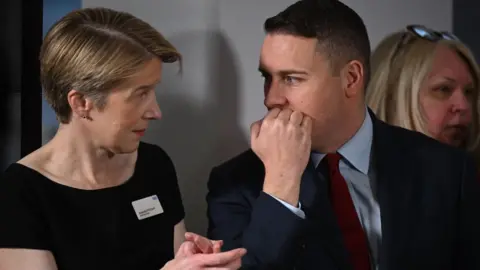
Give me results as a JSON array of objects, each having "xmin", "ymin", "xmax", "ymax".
[{"xmin": 325, "ymin": 153, "xmax": 371, "ymax": 270}]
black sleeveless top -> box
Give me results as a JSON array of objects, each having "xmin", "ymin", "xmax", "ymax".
[{"xmin": 0, "ymin": 142, "xmax": 185, "ymax": 270}]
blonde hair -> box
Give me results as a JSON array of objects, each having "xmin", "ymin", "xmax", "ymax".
[
  {"xmin": 366, "ymin": 30, "xmax": 480, "ymax": 157},
  {"xmin": 40, "ymin": 7, "xmax": 181, "ymax": 123}
]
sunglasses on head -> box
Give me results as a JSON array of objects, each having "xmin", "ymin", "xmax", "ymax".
[
  {"xmin": 389, "ymin": 25, "xmax": 460, "ymax": 65},
  {"xmin": 405, "ymin": 25, "xmax": 459, "ymax": 42}
]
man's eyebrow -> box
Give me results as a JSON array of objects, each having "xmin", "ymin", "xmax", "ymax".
[
  {"xmin": 258, "ymin": 66, "xmax": 268, "ymax": 74},
  {"xmin": 278, "ymin": 70, "xmax": 309, "ymax": 76},
  {"xmin": 258, "ymin": 66, "xmax": 308, "ymax": 76}
]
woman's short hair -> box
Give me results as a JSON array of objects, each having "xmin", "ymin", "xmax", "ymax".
[
  {"xmin": 366, "ymin": 30, "xmax": 480, "ymax": 156},
  {"xmin": 40, "ymin": 7, "xmax": 181, "ymax": 123}
]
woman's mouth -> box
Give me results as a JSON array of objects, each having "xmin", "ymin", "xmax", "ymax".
[
  {"xmin": 133, "ymin": 129, "xmax": 146, "ymax": 137},
  {"xmin": 442, "ymin": 125, "xmax": 468, "ymax": 146}
]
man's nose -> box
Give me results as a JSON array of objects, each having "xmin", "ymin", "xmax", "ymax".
[{"xmin": 264, "ymin": 85, "xmax": 287, "ymax": 109}]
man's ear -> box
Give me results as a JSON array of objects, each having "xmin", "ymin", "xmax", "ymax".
[
  {"xmin": 341, "ymin": 60, "xmax": 364, "ymax": 98},
  {"xmin": 67, "ymin": 89, "xmax": 94, "ymax": 119}
]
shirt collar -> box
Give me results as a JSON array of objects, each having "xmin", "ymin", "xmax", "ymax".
[{"xmin": 311, "ymin": 109, "xmax": 373, "ymax": 175}]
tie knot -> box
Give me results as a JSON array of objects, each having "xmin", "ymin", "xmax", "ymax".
[{"xmin": 325, "ymin": 153, "xmax": 342, "ymax": 170}]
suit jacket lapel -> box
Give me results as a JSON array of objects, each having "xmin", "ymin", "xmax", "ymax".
[
  {"xmin": 300, "ymin": 160, "xmax": 353, "ymax": 270},
  {"xmin": 371, "ymin": 115, "xmax": 419, "ymax": 268},
  {"xmin": 297, "ymin": 110, "xmax": 419, "ymax": 269}
]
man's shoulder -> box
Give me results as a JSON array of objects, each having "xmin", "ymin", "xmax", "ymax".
[
  {"xmin": 376, "ymin": 120, "xmax": 469, "ymax": 166},
  {"xmin": 208, "ymin": 149, "xmax": 265, "ymax": 190},
  {"xmin": 214, "ymin": 149, "xmax": 262, "ymax": 171}
]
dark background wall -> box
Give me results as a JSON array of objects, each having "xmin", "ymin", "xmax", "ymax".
[
  {"xmin": 1, "ymin": 0, "xmax": 83, "ymax": 170},
  {"xmin": 0, "ymin": 0, "xmax": 43, "ymax": 170},
  {"xmin": 453, "ymin": 0, "xmax": 479, "ymax": 60}
]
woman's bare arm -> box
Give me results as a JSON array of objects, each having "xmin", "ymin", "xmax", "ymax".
[
  {"xmin": 173, "ymin": 220, "xmax": 187, "ymax": 254},
  {"xmin": 0, "ymin": 249, "xmax": 58, "ymax": 270}
]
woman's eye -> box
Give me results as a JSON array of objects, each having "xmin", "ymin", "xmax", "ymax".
[{"xmin": 440, "ymin": 86, "xmax": 452, "ymax": 92}]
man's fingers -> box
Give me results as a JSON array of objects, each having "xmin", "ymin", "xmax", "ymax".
[
  {"xmin": 301, "ymin": 115, "xmax": 313, "ymax": 134},
  {"xmin": 264, "ymin": 107, "xmax": 281, "ymax": 121},
  {"xmin": 277, "ymin": 108, "xmax": 293, "ymax": 123},
  {"xmin": 250, "ymin": 121, "xmax": 262, "ymax": 142},
  {"xmin": 290, "ymin": 111, "xmax": 304, "ymax": 126},
  {"xmin": 198, "ymin": 248, "xmax": 247, "ymax": 266}
]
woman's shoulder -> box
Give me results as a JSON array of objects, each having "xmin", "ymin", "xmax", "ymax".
[
  {"xmin": 137, "ymin": 142, "xmax": 175, "ymax": 169},
  {"xmin": 0, "ymin": 163, "xmax": 52, "ymax": 251},
  {"xmin": 0, "ymin": 163, "xmax": 52, "ymax": 210},
  {"xmin": 138, "ymin": 141, "xmax": 170, "ymax": 158},
  {"xmin": 2, "ymin": 162, "xmax": 43, "ymax": 186},
  {"xmin": 134, "ymin": 142, "xmax": 179, "ymax": 188},
  {"xmin": 3, "ymin": 145, "xmax": 54, "ymax": 184}
]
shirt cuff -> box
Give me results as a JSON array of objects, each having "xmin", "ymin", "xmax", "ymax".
[{"xmin": 267, "ymin": 194, "xmax": 306, "ymax": 219}]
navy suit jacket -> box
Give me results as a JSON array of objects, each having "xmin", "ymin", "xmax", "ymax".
[{"xmin": 206, "ymin": 114, "xmax": 480, "ymax": 270}]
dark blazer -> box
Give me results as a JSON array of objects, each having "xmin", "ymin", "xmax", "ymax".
[{"xmin": 206, "ymin": 113, "xmax": 480, "ymax": 270}]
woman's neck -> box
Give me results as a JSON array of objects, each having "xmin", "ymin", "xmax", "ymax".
[{"xmin": 39, "ymin": 124, "xmax": 136, "ymax": 189}]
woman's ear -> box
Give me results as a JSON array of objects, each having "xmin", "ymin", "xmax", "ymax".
[{"xmin": 67, "ymin": 89, "xmax": 94, "ymax": 119}]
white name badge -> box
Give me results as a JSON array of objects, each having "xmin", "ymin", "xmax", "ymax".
[{"xmin": 132, "ymin": 195, "xmax": 164, "ymax": 220}]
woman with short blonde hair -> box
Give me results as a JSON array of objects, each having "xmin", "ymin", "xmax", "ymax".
[
  {"xmin": 0, "ymin": 7, "xmax": 244, "ymax": 270},
  {"xmin": 367, "ymin": 25, "xmax": 480, "ymax": 163}
]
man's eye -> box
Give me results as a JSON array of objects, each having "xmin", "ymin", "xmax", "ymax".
[{"xmin": 284, "ymin": 76, "xmax": 299, "ymax": 85}]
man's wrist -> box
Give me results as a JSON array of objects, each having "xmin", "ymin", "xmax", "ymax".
[
  {"xmin": 263, "ymin": 176, "xmax": 301, "ymax": 207},
  {"xmin": 263, "ymin": 189, "xmax": 299, "ymax": 207},
  {"xmin": 267, "ymin": 193, "xmax": 306, "ymax": 219}
]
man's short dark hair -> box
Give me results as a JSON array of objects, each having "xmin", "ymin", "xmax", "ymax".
[{"xmin": 264, "ymin": 0, "xmax": 371, "ymax": 85}]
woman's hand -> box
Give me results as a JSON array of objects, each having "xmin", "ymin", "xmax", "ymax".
[
  {"xmin": 162, "ymin": 240, "xmax": 246, "ymax": 270},
  {"xmin": 184, "ymin": 232, "xmax": 223, "ymax": 254}
]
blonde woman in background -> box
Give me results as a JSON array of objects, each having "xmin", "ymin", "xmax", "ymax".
[{"xmin": 367, "ymin": 25, "xmax": 480, "ymax": 166}]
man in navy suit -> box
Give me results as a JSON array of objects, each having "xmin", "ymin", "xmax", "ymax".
[{"xmin": 206, "ymin": 0, "xmax": 480, "ymax": 269}]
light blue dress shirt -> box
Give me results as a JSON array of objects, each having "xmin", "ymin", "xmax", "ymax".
[{"xmin": 269, "ymin": 111, "xmax": 381, "ymax": 268}]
